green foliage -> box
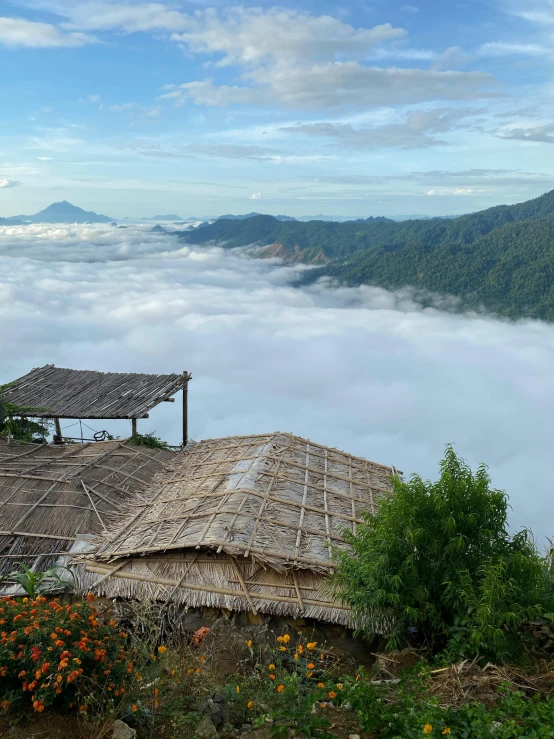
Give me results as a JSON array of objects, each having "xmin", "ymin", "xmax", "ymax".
[
  {"xmin": 0, "ymin": 385, "xmax": 51, "ymax": 443},
  {"xmin": 128, "ymin": 432, "xmax": 169, "ymax": 450},
  {"xmin": 335, "ymin": 445, "xmax": 553, "ymax": 662},
  {"xmin": 182, "ymin": 189, "xmax": 554, "ymax": 321},
  {"xmin": 343, "ymin": 671, "xmax": 554, "ymax": 738},
  {"xmin": 0, "ymin": 563, "xmax": 74, "ymax": 598}
]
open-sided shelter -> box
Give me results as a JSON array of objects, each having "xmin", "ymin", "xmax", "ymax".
[
  {"xmin": 0, "ymin": 439, "xmax": 173, "ymax": 580},
  {"xmin": 1, "ymin": 364, "xmax": 191, "ymax": 444},
  {"xmin": 85, "ymin": 433, "xmax": 399, "ymax": 627}
]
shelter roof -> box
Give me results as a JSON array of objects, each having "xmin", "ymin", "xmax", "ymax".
[
  {"xmin": 0, "ymin": 438, "xmax": 173, "ymax": 575},
  {"xmin": 1, "ymin": 365, "xmax": 184, "ymax": 419},
  {"xmin": 95, "ymin": 432, "xmax": 399, "ymax": 573}
]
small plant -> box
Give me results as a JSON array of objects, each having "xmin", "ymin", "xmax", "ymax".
[
  {"xmin": 0, "ymin": 563, "xmax": 74, "ymax": 598},
  {"xmin": 128, "ymin": 432, "xmax": 169, "ymax": 450}
]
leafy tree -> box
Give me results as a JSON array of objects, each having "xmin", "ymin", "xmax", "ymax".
[
  {"xmin": 334, "ymin": 445, "xmax": 553, "ymax": 662},
  {"xmin": 0, "ymin": 391, "xmax": 51, "ymax": 444}
]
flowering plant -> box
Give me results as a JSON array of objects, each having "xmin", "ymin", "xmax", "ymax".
[{"xmin": 0, "ymin": 594, "xmax": 134, "ymax": 713}]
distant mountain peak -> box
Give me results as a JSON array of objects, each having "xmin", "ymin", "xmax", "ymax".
[{"xmin": 8, "ymin": 201, "xmax": 113, "ymax": 224}]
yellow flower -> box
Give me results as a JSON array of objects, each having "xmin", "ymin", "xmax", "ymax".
[
  {"xmin": 247, "ymin": 700, "xmax": 254, "ymax": 709},
  {"xmin": 442, "ymin": 730, "xmax": 451, "ymax": 736},
  {"xmin": 277, "ymin": 684, "xmax": 285, "ymax": 693},
  {"xmin": 336, "ymin": 683, "xmax": 343, "ymax": 691},
  {"xmin": 279, "ymin": 646, "xmax": 287, "ymax": 652},
  {"xmin": 247, "ymin": 640, "xmax": 253, "ymax": 648},
  {"xmin": 283, "ymin": 634, "xmax": 291, "ymax": 643},
  {"xmin": 157, "ymin": 645, "xmax": 167, "ymax": 654},
  {"xmin": 201, "ymin": 656, "xmax": 206, "ymax": 662},
  {"xmin": 307, "ymin": 672, "xmax": 313, "ymax": 678},
  {"xmin": 269, "ymin": 664, "xmax": 276, "ymax": 670},
  {"xmin": 235, "ymin": 686, "xmax": 240, "ymax": 694},
  {"xmin": 294, "ymin": 653, "xmax": 299, "ymax": 661},
  {"xmin": 277, "ymin": 636, "xmax": 284, "ymax": 643},
  {"xmin": 307, "ymin": 642, "xmax": 317, "ymax": 650},
  {"xmin": 297, "ymin": 645, "xmax": 303, "ymax": 654},
  {"xmin": 424, "ymin": 725, "xmax": 433, "ymax": 735}
]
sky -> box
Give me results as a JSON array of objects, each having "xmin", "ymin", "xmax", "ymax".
[
  {"xmin": 2, "ymin": 223, "xmax": 554, "ymax": 543},
  {"xmin": 1, "ymin": 0, "xmax": 554, "ymax": 217}
]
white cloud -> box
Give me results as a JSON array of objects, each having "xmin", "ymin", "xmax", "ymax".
[
  {"xmin": 250, "ymin": 192, "xmax": 262, "ymax": 200},
  {"xmin": 454, "ymin": 187, "xmax": 473, "ymax": 194},
  {"xmin": 2, "ymin": 223, "xmax": 554, "ymax": 545},
  {"xmin": 281, "ymin": 108, "xmax": 480, "ymax": 149},
  {"xmin": 0, "ymin": 16, "xmax": 95, "ymax": 48},
  {"xmin": 496, "ymin": 122, "xmax": 554, "ymax": 144},
  {"xmin": 427, "ymin": 189, "xmax": 437, "ymax": 195},
  {"xmin": 0, "ymin": 179, "xmax": 21, "ymax": 188},
  {"xmin": 163, "ymin": 66, "xmax": 496, "ymax": 111},
  {"xmin": 479, "ymin": 41, "xmax": 550, "ymax": 57},
  {"xmin": 108, "ymin": 102, "xmax": 135, "ymax": 111}
]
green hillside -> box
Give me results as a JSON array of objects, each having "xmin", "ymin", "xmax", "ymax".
[{"xmin": 179, "ymin": 189, "xmax": 554, "ymax": 320}]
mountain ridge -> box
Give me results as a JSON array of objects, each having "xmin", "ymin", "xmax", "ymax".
[{"xmin": 176, "ymin": 188, "xmax": 554, "ymax": 321}]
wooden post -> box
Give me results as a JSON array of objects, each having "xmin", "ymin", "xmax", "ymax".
[
  {"xmin": 131, "ymin": 418, "xmax": 137, "ymax": 438},
  {"xmin": 182, "ymin": 372, "xmax": 191, "ymax": 448},
  {"xmin": 54, "ymin": 417, "xmax": 63, "ymax": 444}
]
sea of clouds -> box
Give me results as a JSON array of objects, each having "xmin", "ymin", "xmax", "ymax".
[{"xmin": 2, "ymin": 223, "xmax": 554, "ymax": 542}]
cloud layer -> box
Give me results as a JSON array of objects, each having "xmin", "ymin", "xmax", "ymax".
[{"xmin": 2, "ymin": 224, "xmax": 554, "ymax": 544}]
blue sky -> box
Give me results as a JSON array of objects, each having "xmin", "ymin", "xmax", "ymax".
[{"xmin": 1, "ymin": 0, "xmax": 554, "ymax": 217}]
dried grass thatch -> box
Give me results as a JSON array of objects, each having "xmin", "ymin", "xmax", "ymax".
[
  {"xmin": 0, "ymin": 438, "xmax": 173, "ymax": 580},
  {"xmin": 85, "ymin": 432, "xmax": 398, "ymax": 627}
]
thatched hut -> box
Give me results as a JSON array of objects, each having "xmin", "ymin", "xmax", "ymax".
[
  {"xmin": 0, "ymin": 438, "xmax": 173, "ymax": 581},
  {"xmin": 85, "ymin": 433, "xmax": 399, "ymax": 627}
]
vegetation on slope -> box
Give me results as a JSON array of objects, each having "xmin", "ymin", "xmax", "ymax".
[{"xmin": 180, "ymin": 189, "xmax": 554, "ymax": 320}]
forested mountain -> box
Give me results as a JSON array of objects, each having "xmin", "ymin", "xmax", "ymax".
[{"xmin": 178, "ymin": 188, "xmax": 554, "ymax": 321}]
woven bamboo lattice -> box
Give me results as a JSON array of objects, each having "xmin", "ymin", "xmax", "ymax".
[
  {"xmin": 0, "ymin": 438, "xmax": 173, "ymax": 577},
  {"xmin": 86, "ymin": 433, "xmax": 399, "ymax": 626},
  {"xmin": 2, "ymin": 365, "xmax": 184, "ymax": 419}
]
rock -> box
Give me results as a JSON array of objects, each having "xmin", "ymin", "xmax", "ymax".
[
  {"xmin": 112, "ymin": 720, "xmax": 137, "ymax": 739},
  {"xmin": 195, "ymin": 715, "xmax": 218, "ymax": 739},
  {"xmin": 239, "ymin": 728, "xmax": 273, "ymax": 739},
  {"xmin": 348, "ymin": 735, "xmax": 361, "ymax": 739},
  {"xmin": 202, "ymin": 692, "xmax": 230, "ymax": 728}
]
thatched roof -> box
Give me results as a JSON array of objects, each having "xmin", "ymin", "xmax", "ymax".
[
  {"xmin": 0, "ymin": 438, "xmax": 173, "ymax": 577},
  {"xmin": 2, "ymin": 365, "xmax": 185, "ymax": 419},
  {"xmin": 85, "ymin": 433, "xmax": 398, "ymax": 626}
]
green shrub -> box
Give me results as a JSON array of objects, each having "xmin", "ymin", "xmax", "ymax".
[
  {"xmin": 128, "ymin": 432, "xmax": 169, "ymax": 449},
  {"xmin": 335, "ymin": 445, "xmax": 553, "ymax": 662}
]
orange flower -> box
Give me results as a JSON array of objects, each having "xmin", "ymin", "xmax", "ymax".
[
  {"xmin": 269, "ymin": 663, "xmax": 276, "ymax": 670},
  {"xmin": 246, "ymin": 640, "xmax": 253, "ymax": 647},
  {"xmin": 293, "ymin": 653, "xmax": 299, "ymax": 661},
  {"xmin": 328, "ymin": 691, "xmax": 336, "ymax": 699},
  {"xmin": 276, "ymin": 636, "xmax": 284, "ymax": 643},
  {"xmin": 423, "ymin": 725, "xmax": 433, "ymax": 735},
  {"xmin": 317, "ymin": 682, "xmax": 325, "ymax": 688},
  {"xmin": 307, "ymin": 642, "xmax": 317, "ymax": 650},
  {"xmin": 269, "ymin": 674, "xmax": 276, "ymax": 680},
  {"xmin": 307, "ymin": 663, "xmax": 315, "ymax": 669},
  {"xmin": 320, "ymin": 703, "xmax": 326, "ymax": 709},
  {"xmin": 0, "ymin": 700, "xmax": 10, "ymax": 710},
  {"xmin": 247, "ymin": 700, "xmax": 254, "ymax": 709},
  {"xmin": 277, "ymin": 684, "xmax": 285, "ymax": 693},
  {"xmin": 132, "ymin": 704, "xmax": 138, "ymax": 712},
  {"xmin": 200, "ymin": 656, "xmax": 206, "ymax": 662},
  {"xmin": 158, "ymin": 645, "xmax": 167, "ymax": 654},
  {"xmin": 297, "ymin": 644, "xmax": 303, "ymax": 654},
  {"xmin": 279, "ymin": 646, "xmax": 287, "ymax": 652},
  {"xmin": 86, "ymin": 593, "xmax": 96, "ymax": 602},
  {"xmin": 283, "ymin": 634, "xmax": 291, "ymax": 644}
]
